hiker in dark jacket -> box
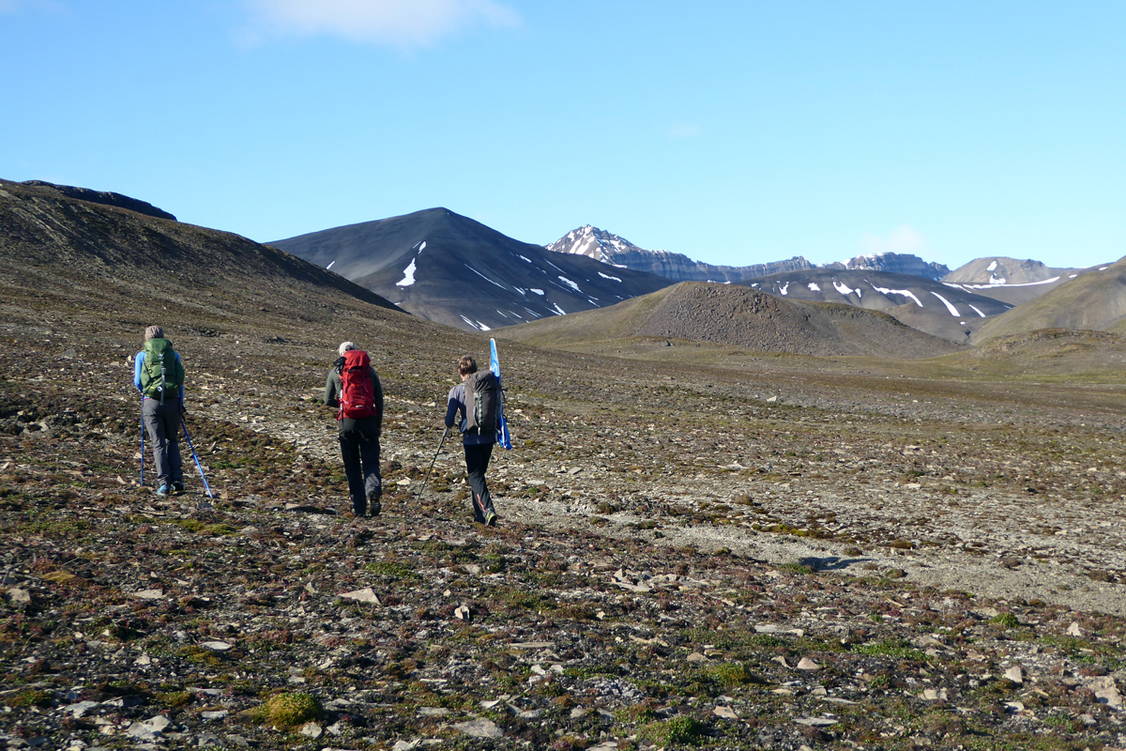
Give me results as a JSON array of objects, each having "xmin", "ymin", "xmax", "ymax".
[
  {"xmin": 133, "ymin": 325, "xmax": 185, "ymax": 496},
  {"xmin": 445, "ymin": 355, "xmax": 499, "ymax": 526},
  {"xmin": 324, "ymin": 342, "xmax": 384, "ymax": 517}
]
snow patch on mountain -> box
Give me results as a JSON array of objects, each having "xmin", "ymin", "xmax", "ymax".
[{"xmin": 395, "ymin": 259, "xmax": 417, "ymax": 287}]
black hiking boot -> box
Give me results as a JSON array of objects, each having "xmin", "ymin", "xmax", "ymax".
[
  {"xmin": 484, "ymin": 510, "xmax": 498, "ymax": 527},
  {"xmin": 173, "ymin": 481, "xmax": 185, "ymax": 495}
]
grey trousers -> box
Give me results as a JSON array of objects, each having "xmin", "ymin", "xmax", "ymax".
[{"xmin": 143, "ymin": 398, "xmax": 183, "ymax": 486}]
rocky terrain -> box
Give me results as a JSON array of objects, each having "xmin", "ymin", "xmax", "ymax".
[
  {"xmin": 2, "ymin": 183, "xmax": 1125, "ymax": 750},
  {"xmin": 547, "ymin": 225, "xmax": 813, "ymax": 283},
  {"xmin": 942, "ymin": 258, "xmax": 1082, "ymax": 307},
  {"xmin": 269, "ymin": 209, "xmax": 672, "ymax": 332}
]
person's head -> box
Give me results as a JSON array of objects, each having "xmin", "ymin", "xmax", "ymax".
[
  {"xmin": 144, "ymin": 325, "xmax": 164, "ymax": 341},
  {"xmin": 457, "ymin": 355, "xmax": 478, "ymax": 378},
  {"xmin": 338, "ymin": 341, "xmax": 356, "ymax": 357}
]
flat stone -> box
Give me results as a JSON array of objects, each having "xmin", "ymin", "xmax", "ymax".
[
  {"xmin": 339, "ymin": 587, "xmax": 381, "ymax": 605},
  {"xmin": 133, "ymin": 589, "xmax": 164, "ymax": 600},
  {"xmin": 6, "ymin": 588, "xmax": 31, "ymax": 605},
  {"xmin": 713, "ymin": 705, "xmax": 739, "ymax": 719},
  {"xmin": 125, "ymin": 715, "xmax": 171, "ymax": 739},
  {"xmin": 299, "ymin": 722, "xmax": 322, "ymax": 738},
  {"xmin": 201, "ymin": 641, "xmax": 232, "ymax": 651},
  {"xmin": 451, "ymin": 718, "xmax": 502, "ymax": 739},
  {"xmin": 63, "ymin": 700, "xmax": 100, "ymax": 718},
  {"xmin": 794, "ymin": 717, "xmax": 837, "ymax": 726},
  {"xmin": 1087, "ymin": 676, "xmax": 1124, "ymax": 709},
  {"xmin": 1003, "ymin": 666, "xmax": 1023, "ymax": 684}
]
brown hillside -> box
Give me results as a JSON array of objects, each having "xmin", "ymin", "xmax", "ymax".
[
  {"xmin": 972, "ymin": 256, "xmax": 1126, "ymax": 343},
  {"xmin": 504, "ymin": 281, "xmax": 961, "ymax": 358}
]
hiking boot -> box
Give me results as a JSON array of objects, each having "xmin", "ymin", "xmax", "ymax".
[
  {"xmin": 484, "ymin": 510, "xmax": 498, "ymax": 527},
  {"xmin": 155, "ymin": 484, "xmax": 170, "ymax": 497},
  {"xmin": 367, "ymin": 491, "xmax": 382, "ymax": 517},
  {"xmin": 172, "ymin": 481, "xmax": 185, "ymax": 495}
]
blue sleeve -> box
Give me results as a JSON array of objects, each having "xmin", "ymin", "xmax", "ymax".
[
  {"xmin": 134, "ymin": 352, "xmax": 144, "ymax": 392},
  {"xmin": 444, "ymin": 385, "xmax": 460, "ymax": 428}
]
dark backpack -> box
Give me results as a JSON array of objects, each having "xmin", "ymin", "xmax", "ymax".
[
  {"xmin": 464, "ymin": 371, "xmax": 500, "ymax": 435},
  {"xmin": 338, "ymin": 349, "xmax": 379, "ymax": 420},
  {"xmin": 140, "ymin": 338, "xmax": 184, "ymax": 402}
]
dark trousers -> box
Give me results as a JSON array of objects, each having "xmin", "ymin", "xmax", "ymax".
[
  {"xmin": 464, "ymin": 442, "xmax": 496, "ymax": 522},
  {"xmin": 339, "ymin": 417, "xmax": 381, "ymax": 514},
  {"xmin": 142, "ymin": 398, "xmax": 182, "ymax": 486}
]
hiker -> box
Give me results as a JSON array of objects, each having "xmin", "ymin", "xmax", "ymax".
[
  {"xmin": 444, "ymin": 355, "xmax": 499, "ymax": 526},
  {"xmin": 134, "ymin": 325, "xmax": 185, "ymax": 496},
  {"xmin": 324, "ymin": 342, "xmax": 384, "ymax": 517}
]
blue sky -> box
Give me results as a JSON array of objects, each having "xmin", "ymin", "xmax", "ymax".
[{"xmin": 2, "ymin": 1, "xmax": 1123, "ymax": 270}]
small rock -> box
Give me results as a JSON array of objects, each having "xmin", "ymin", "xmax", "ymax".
[
  {"xmin": 451, "ymin": 717, "xmax": 502, "ymax": 739},
  {"xmin": 1087, "ymin": 676, "xmax": 1124, "ymax": 709},
  {"xmin": 686, "ymin": 652, "xmax": 707, "ymax": 663},
  {"xmin": 63, "ymin": 700, "xmax": 100, "ymax": 718},
  {"xmin": 299, "ymin": 722, "xmax": 322, "ymax": 738},
  {"xmin": 921, "ymin": 688, "xmax": 948, "ymax": 701},
  {"xmin": 796, "ymin": 657, "xmax": 821, "ymax": 671},
  {"xmin": 418, "ymin": 707, "xmax": 450, "ymax": 717},
  {"xmin": 6, "ymin": 588, "xmax": 31, "ymax": 606},
  {"xmin": 125, "ymin": 715, "xmax": 171, "ymax": 739},
  {"xmin": 713, "ymin": 705, "xmax": 739, "ymax": 719},
  {"xmin": 339, "ymin": 587, "xmax": 381, "ymax": 605},
  {"xmin": 454, "ymin": 604, "xmax": 471, "ymax": 621},
  {"xmin": 1003, "ymin": 666, "xmax": 1023, "ymax": 684},
  {"xmin": 202, "ymin": 641, "xmax": 232, "ymax": 651},
  {"xmin": 794, "ymin": 717, "xmax": 837, "ymax": 726},
  {"xmin": 1067, "ymin": 622, "xmax": 1083, "ymax": 636},
  {"xmin": 201, "ymin": 711, "xmax": 228, "ymax": 720},
  {"xmin": 133, "ymin": 589, "xmax": 164, "ymax": 600}
]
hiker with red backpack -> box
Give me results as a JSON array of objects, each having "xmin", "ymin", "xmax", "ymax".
[
  {"xmin": 134, "ymin": 325, "xmax": 185, "ymax": 496},
  {"xmin": 324, "ymin": 342, "xmax": 384, "ymax": 518},
  {"xmin": 444, "ymin": 355, "xmax": 499, "ymax": 526}
]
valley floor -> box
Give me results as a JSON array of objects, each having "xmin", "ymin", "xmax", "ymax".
[{"xmin": 2, "ymin": 316, "xmax": 1125, "ymax": 750}]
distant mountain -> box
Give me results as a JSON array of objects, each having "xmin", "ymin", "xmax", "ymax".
[
  {"xmin": 942, "ymin": 257, "xmax": 1084, "ymax": 306},
  {"xmin": 826, "ymin": 252, "xmax": 949, "ymax": 281},
  {"xmin": 502, "ymin": 282, "xmax": 961, "ymax": 358},
  {"xmin": 547, "ymin": 225, "xmax": 813, "ymax": 283},
  {"xmin": 972, "ymin": 256, "xmax": 1126, "ymax": 343},
  {"xmin": 12, "ymin": 179, "xmax": 177, "ymax": 221},
  {"xmin": 271, "ymin": 210, "xmax": 673, "ymax": 332},
  {"xmin": 745, "ymin": 268, "xmax": 1011, "ymax": 342}
]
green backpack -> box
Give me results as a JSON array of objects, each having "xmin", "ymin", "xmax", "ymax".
[{"xmin": 141, "ymin": 338, "xmax": 184, "ymax": 401}]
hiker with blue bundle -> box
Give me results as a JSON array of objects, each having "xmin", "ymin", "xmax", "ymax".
[
  {"xmin": 324, "ymin": 341, "xmax": 384, "ymax": 518},
  {"xmin": 134, "ymin": 325, "xmax": 185, "ymax": 496},
  {"xmin": 445, "ymin": 355, "xmax": 500, "ymax": 526}
]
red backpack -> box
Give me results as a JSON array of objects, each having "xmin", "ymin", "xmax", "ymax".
[{"xmin": 338, "ymin": 349, "xmax": 378, "ymax": 420}]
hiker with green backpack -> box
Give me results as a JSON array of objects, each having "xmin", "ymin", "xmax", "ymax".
[
  {"xmin": 133, "ymin": 325, "xmax": 185, "ymax": 496},
  {"xmin": 444, "ymin": 355, "xmax": 499, "ymax": 526}
]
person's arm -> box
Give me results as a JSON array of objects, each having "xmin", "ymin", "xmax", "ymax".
[
  {"xmin": 324, "ymin": 369, "xmax": 340, "ymax": 407},
  {"xmin": 177, "ymin": 352, "xmax": 185, "ymax": 408},
  {"xmin": 444, "ymin": 384, "xmax": 461, "ymax": 429},
  {"xmin": 372, "ymin": 368, "xmax": 385, "ymax": 436},
  {"xmin": 133, "ymin": 351, "xmax": 145, "ymax": 392}
]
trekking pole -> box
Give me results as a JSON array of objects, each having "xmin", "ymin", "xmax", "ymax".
[
  {"xmin": 415, "ymin": 426, "xmax": 450, "ymax": 501},
  {"xmin": 138, "ymin": 395, "xmax": 146, "ymax": 486},
  {"xmin": 180, "ymin": 417, "xmax": 215, "ymax": 499}
]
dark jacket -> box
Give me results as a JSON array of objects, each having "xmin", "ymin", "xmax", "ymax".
[{"xmin": 324, "ymin": 359, "xmax": 384, "ymax": 436}]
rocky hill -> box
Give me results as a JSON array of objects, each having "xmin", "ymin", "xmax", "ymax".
[
  {"xmin": 271, "ymin": 210, "xmax": 672, "ymax": 332},
  {"xmin": 972, "ymin": 256, "xmax": 1126, "ymax": 343},
  {"xmin": 2, "ymin": 181, "xmax": 1125, "ymax": 750},
  {"xmin": 502, "ymin": 282, "xmax": 962, "ymax": 358},
  {"xmin": 825, "ymin": 252, "xmax": 949, "ymax": 281},
  {"xmin": 9, "ymin": 178, "xmax": 178, "ymax": 221},
  {"xmin": 547, "ymin": 225, "xmax": 814, "ymax": 282},
  {"xmin": 942, "ymin": 257, "xmax": 1084, "ymax": 306},
  {"xmin": 746, "ymin": 269, "xmax": 1010, "ymax": 342}
]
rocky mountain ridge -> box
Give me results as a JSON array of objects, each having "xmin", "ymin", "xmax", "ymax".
[
  {"xmin": 271, "ymin": 209, "xmax": 672, "ymax": 332},
  {"xmin": 546, "ymin": 225, "xmax": 814, "ymax": 283}
]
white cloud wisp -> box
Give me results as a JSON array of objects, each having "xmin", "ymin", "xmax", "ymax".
[{"xmin": 245, "ymin": 0, "xmax": 519, "ymax": 47}]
